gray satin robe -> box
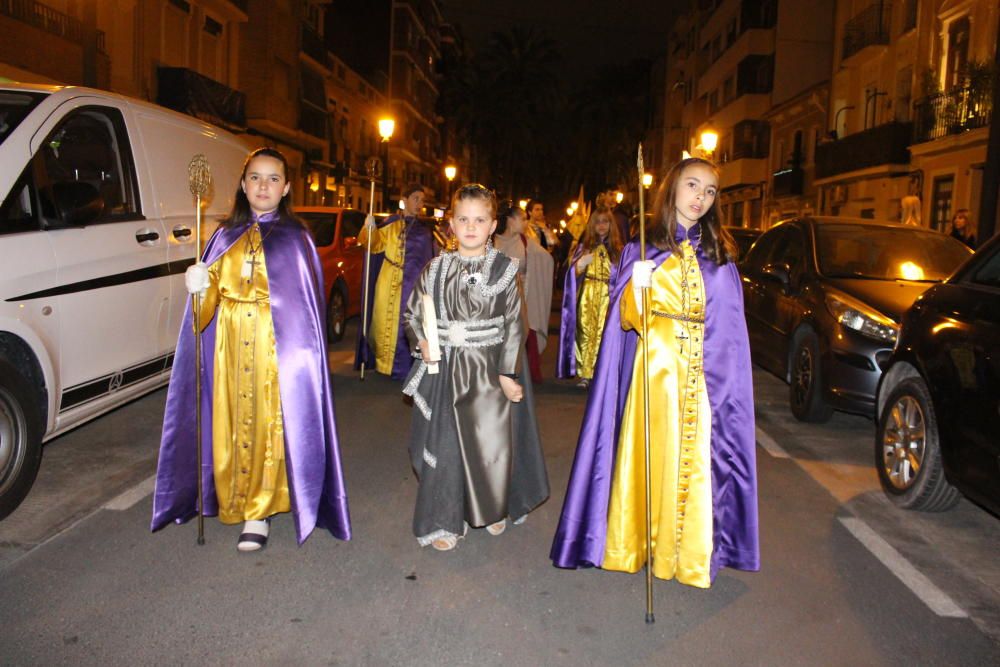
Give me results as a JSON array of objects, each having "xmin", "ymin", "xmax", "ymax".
[{"xmin": 403, "ymin": 249, "xmax": 550, "ymax": 544}]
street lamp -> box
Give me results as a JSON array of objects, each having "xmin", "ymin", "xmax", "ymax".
[
  {"xmin": 444, "ymin": 164, "xmax": 457, "ymax": 203},
  {"xmin": 378, "ymin": 117, "xmax": 395, "ymax": 212},
  {"xmin": 700, "ymin": 128, "xmax": 719, "ymax": 158},
  {"xmin": 642, "ymin": 172, "xmax": 653, "ymax": 189},
  {"xmin": 518, "ymin": 199, "xmax": 528, "ymax": 210},
  {"xmin": 615, "ymin": 191, "xmax": 624, "ymax": 204}
]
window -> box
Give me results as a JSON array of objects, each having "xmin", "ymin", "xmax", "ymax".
[
  {"xmin": 968, "ymin": 244, "xmax": 1000, "ymax": 288},
  {"xmin": 0, "ymin": 166, "xmax": 37, "ymax": 235},
  {"xmin": 902, "ymin": 0, "xmax": 917, "ymax": 33},
  {"xmin": 945, "ymin": 17, "xmax": 970, "ymax": 90},
  {"xmin": 931, "ymin": 175, "xmax": 954, "ymax": 231},
  {"xmin": 723, "ymin": 76, "xmax": 734, "ymax": 105},
  {"xmin": 341, "ymin": 210, "xmax": 366, "ymax": 240},
  {"xmin": 895, "ymin": 66, "xmax": 913, "ymax": 122},
  {"xmin": 36, "ymin": 107, "xmax": 140, "ymax": 225}
]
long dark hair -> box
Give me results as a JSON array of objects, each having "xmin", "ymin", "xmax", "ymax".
[
  {"xmin": 223, "ymin": 147, "xmax": 302, "ymax": 229},
  {"xmin": 579, "ymin": 206, "xmax": 623, "ymax": 263},
  {"xmin": 647, "ymin": 157, "xmax": 736, "ymax": 264},
  {"xmin": 495, "ymin": 200, "xmax": 524, "ymax": 236}
]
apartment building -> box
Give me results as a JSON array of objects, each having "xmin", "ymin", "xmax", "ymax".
[{"xmin": 816, "ymin": 0, "xmax": 997, "ymax": 235}]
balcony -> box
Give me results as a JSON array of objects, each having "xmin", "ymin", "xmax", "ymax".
[
  {"xmin": 772, "ymin": 166, "xmax": 804, "ymax": 197},
  {"xmin": 300, "ymin": 105, "xmax": 328, "ymax": 140},
  {"xmin": 842, "ymin": 2, "xmax": 891, "ymax": 60},
  {"xmin": 156, "ymin": 67, "xmax": 246, "ymax": 131},
  {"xmin": 301, "ymin": 25, "xmax": 331, "ymax": 71},
  {"xmin": 912, "ymin": 85, "xmax": 992, "ymax": 144},
  {"xmin": 0, "ymin": 0, "xmax": 106, "ymax": 51},
  {"xmin": 815, "ymin": 121, "xmax": 912, "ymax": 179}
]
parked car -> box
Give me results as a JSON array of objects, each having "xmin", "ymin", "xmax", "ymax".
[
  {"xmin": 297, "ymin": 207, "xmax": 367, "ymax": 342},
  {"xmin": 724, "ymin": 225, "xmax": 762, "ymax": 262},
  {"xmin": 875, "ymin": 233, "xmax": 1000, "ymax": 516},
  {"xmin": 740, "ymin": 217, "xmax": 972, "ymax": 422},
  {"xmin": 0, "ymin": 83, "xmax": 250, "ymax": 519}
]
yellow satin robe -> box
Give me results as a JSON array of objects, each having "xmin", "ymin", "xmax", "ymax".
[
  {"xmin": 358, "ymin": 218, "xmax": 408, "ymax": 375},
  {"xmin": 198, "ymin": 224, "xmax": 291, "ymax": 523},
  {"xmin": 603, "ymin": 239, "xmax": 714, "ymax": 588},
  {"xmin": 575, "ymin": 244, "xmax": 612, "ymax": 379}
]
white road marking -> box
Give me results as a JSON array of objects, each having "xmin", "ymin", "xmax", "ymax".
[
  {"xmin": 838, "ymin": 517, "xmax": 967, "ymax": 618},
  {"xmin": 755, "ymin": 425, "xmax": 790, "ymax": 458},
  {"xmin": 103, "ymin": 475, "xmax": 157, "ymax": 511}
]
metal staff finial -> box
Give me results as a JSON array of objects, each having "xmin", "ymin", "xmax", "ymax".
[
  {"xmin": 187, "ymin": 153, "xmax": 212, "ymax": 546},
  {"xmin": 636, "ymin": 141, "xmax": 654, "ymax": 625}
]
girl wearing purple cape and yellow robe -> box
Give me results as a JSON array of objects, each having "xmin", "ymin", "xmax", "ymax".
[
  {"xmin": 550, "ymin": 158, "xmax": 758, "ymax": 588},
  {"xmin": 152, "ymin": 149, "xmax": 350, "ymax": 549}
]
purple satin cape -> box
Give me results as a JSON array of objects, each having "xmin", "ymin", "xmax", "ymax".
[
  {"xmin": 550, "ymin": 233, "xmax": 759, "ymax": 580},
  {"xmin": 556, "ymin": 243, "xmax": 583, "ymax": 379},
  {"xmin": 353, "ymin": 214, "xmax": 436, "ymax": 379},
  {"xmin": 151, "ymin": 213, "xmax": 352, "ymax": 544}
]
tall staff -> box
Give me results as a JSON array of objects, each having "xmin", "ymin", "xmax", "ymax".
[
  {"xmin": 360, "ymin": 157, "xmax": 381, "ymax": 380},
  {"xmin": 187, "ymin": 154, "xmax": 211, "ymax": 546},
  {"xmin": 637, "ymin": 144, "xmax": 654, "ymax": 624}
]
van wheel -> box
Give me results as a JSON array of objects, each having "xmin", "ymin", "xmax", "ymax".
[
  {"xmin": 876, "ymin": 377, "xmax": 960, "ymax": 511},
  {"xmin": 789, "ymin": 329, "xmax": 834, "ymax": 423},
  {"xmin": 327, "ymin": 287, "xmax": 347, "ymax": 343},
  {"xmin": 0, "ymin": 359, "xmax": 43, "ymax": 521}
]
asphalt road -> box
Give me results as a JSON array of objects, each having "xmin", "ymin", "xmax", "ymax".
[{"xmin": 1, "ymin": 320, "xmax": 998, "ymax": 665}]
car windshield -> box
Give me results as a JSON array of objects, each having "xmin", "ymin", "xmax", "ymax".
[
  {"xmin": 816, "ymin": 224, "xmax": 972, "ymax": 282},
  {"xmin": 299, "ymin": 212, "xmax": 336, "ymax": 247},
  {"xmin": 0, "ymin": 91, "xmax": 46, "ymax": 146}
]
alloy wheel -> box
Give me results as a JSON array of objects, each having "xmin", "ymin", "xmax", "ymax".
[
  {"xmin": 792, "ymin": 345, "xmax": 813, "ymax": 408},
  {"xmin": 881, "ymin": 395, "xmax": 926, "ymax": 490}
]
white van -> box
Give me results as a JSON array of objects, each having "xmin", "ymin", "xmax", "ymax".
[{"xmin": 0, "ymin": 83, "xmax": 250, "ymax": 519}]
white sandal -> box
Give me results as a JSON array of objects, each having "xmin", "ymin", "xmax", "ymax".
[
  {"xmin": 486, "ymin": 519, "xmax": 507, "ymax": 536},
  {"xmin": 431, "ymin": 534, "xmax": 458, "ymax": 551}
]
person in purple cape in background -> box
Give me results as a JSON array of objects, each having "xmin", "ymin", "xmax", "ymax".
[
  {"xmin": 550, "ymin": 157, "xmax": 759, "ymax": 588},
  {"xmin": 152, "ymin": 148, "xmax": 351, "ymax": 552},
  {"xmin": 355, "ymin": 184, "xmax": 437, "ymax": 380}
]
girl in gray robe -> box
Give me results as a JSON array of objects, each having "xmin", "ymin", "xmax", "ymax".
[{"xmin": 402, "ymin": 184, "xmax": 549, "ymax": 551}]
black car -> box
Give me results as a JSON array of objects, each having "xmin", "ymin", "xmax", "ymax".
[
  {"xmin": 875, "ymin": 233, "xmax": 1000, "ymax": 515},
  {"xmin": 741, "ymin": 217, "xmax": 972, "ymax": 422},
  {"xmin": 725, "ymin": 225, "xmax": 762, "ymax": 261}
]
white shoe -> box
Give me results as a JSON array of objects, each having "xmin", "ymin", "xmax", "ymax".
[{"xmin": 237, "ymin": 519, "xmax": 269, "ymax": 552}]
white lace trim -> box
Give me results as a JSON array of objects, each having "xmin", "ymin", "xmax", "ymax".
[{"xmin": 416, "ymin": 522, "xmax": 469, "ymax": 547}]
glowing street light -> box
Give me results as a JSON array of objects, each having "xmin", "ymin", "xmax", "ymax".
[
  {"xmin": 615, "ymin": 191, "xmax": 624, "ymax": 204},
  {"xmin": 378, "ymin": 118, "xmax": 395, "ymax": 141},
  {"xmin": 444, "ymin": 164, "xmax": 457, "ymax": 182},
  {"xmin": 700, "ymin": 128, "xmax": 719, "ymax": 155},
  {"xmin": 642, "ymin": 172, "xmax": 653, "ymax": 189},
  {"xmin": 566, "ymin": 207, "xmax": 574, "ymax": 216},
  {"xmin": 570, "ymin": 201, "xmax": 579, "ymax": 212},
  {"xmin": 518, "ymin": 199, "xmax": 528, "ymax": 209}
]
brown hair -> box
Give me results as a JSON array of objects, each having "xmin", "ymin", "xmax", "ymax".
[
  {"xmin": 579, "ymin": 206, "xmax": 623, "ymax": 263},
  {"xmin": 647, "ymin": 157, "xmax": 735, "ymax": 264},
  {"xmin": 451, "ymin": 183, "xmax": 497, "ymax": 219},
  {"xmin": 224, "ymin": 147, "xmax": 302, "ymax": 229}
]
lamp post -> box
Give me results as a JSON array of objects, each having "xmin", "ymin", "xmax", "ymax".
[
  {"xmin": 444, "ymin": 164, "xmax": 456, "ymax": 204},
  {"xmin": 378, "ymin": 117, "xmax": 395, "ymax": 211},
  {"xmin": 642, "ymin": 172, "xmax": 653, "ymax": 189}
]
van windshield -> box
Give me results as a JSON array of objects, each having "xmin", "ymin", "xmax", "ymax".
[{"xmin": 0, "ymin": 91, "xmax": 47, "ymax": 146}]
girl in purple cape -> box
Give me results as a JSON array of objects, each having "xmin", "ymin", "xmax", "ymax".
[
  {"xmin": 550, "ymin": 158, "xmax": 759, "ymax": 588},
  {"xmin": 151, "ymin": 148, "xmax": 351, "ymax": 552}
]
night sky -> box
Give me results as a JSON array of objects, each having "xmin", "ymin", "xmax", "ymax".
[{"xmin": 440, "ymin": 0, "xmax": 682, "ymax": 79}]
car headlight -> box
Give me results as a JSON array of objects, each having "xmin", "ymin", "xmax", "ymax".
[{"xmin": 825, "ymin": 294, "xmax": 898, "ymax": 343}]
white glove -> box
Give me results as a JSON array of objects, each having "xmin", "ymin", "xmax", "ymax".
[
  {"xmin": 632, "ymin": 260, "xmax": 655, "ymax": 316},
  {"xmin": 185, "ymin": 262, "xmax": 210, "ymax": 296},
  {"xmin": 578, "ymin": 253, "xmax": 595, "ymax": 268},
  {"xmin": 632, "ymin": 260, "xmax": 655, "ymax": 288},
  {"xmin": 364, "ymin": 214, "xmax": 376, "ymax": 230}
]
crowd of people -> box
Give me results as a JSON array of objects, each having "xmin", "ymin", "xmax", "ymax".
[{"xmin": 151, "ymin": 147, "xmax": 768, "ymax": 593}]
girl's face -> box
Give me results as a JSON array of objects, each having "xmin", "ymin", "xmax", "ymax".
[
  {"xmin": 241, "ymin": 155, "xmax": 290, "ymax": 215},
  {"xmin": 594, "ymin": 216, "xmax": 611, "ymax": 239},
  {"xmin": 507, "ymin": 210, "xmax": 526, "ymax": 234},
  {"xmin": 673, "ymin": 163, "xmax": 718, "ymax": 227},
  {"xmin": 953, "ymin": 213, "xmax": 967, "ymax": 230},
  {"xmin": 530, "ymin": 203, "xmax": 545, "ymax": 222},
  {"xmin": 450, "ymin": 198, "xmax": 497, "ymax": 256}
]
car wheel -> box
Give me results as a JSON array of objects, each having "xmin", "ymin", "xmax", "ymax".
[
  {"xmin": 0, "ymin": 358, "xmax": 43, "ymax": 521},
  {"xmin": 327, "ymin": 287, "xmax": 347, "ymax": 343},
  {"xmin": 876, "ymin": 377, "xmax": 960, "ymax": 511},
  {"xmin": 789, "ymin": 329, "xmax": 834, "ymax": 423}
]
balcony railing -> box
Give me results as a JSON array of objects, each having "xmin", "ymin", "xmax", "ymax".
[
  {"xmin": 842, "ymin": 1, "xmax": 891, "ymax": 60},
  {"xmin": 0, "ymin": 0, "xmax": 105, "ymax": 51},
  {"xmin": 157, "ymin": 67, "xmax": 247, "ymax": 132},
  {"xmin": 912, "ymin": 85, "xmax": 993, "ymax": 144},
  {"xmin": 815, "ymin": 121, "xmax": 912, "ymax": 179},
  {"xmin": 772, "ymin": 166, "xmax": 804, "ymax": 197},
  {"xmin": 301, "ymin": 25, "xmax": 331, "ymax": 70}
]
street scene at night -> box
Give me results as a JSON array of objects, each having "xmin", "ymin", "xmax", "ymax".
[{"xmin": 1, "ymin": 1, "xmax": 999, "ymax": 665}]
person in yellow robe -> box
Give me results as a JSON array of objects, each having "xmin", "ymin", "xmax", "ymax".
[
  {"xmin": 356, "ymin": 184, "xmax": 437, "ymax": 379},
  {"xmin": 556, "ymin": 207, "xmax": 623, "ymax": 386},
  {"xmin": 153, "ymin": 148, "xmax": 351, "ymax": 552}
]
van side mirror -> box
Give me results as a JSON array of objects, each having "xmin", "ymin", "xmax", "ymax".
[
  {"xmin": 49, "ymin": 182, "xmax": 103, "ymax": 228},
  {"xmin": 342, "ymin": 235, "xmax": 357, "ymax": 249}
]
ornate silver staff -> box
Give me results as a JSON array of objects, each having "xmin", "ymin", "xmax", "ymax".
[
  {"xmin": 637, "ymin": 143, "xmax": 654, "ymax": 623},
  {"xmin": 188, "ymin": 154, "xmax": 211, "ymax": 545},
  {"xmin": 360, "ymin": 157, "xmax": 382, "ymax": 381}
]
